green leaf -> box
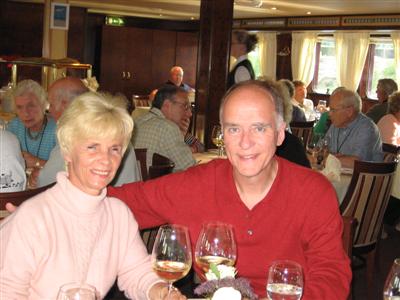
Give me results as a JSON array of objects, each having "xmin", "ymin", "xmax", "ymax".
[{"xmin": 210, "ymin": 263, "xmax": 220, "ymax": 279}]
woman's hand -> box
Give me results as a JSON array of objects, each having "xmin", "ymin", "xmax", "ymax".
[
  {"xmin": 22, "ymin": 151, "xmax": 46, "ymax": 169},
  {"xmin": 148, "ymin": 282, "xmax": 187, "ymax": 300}
]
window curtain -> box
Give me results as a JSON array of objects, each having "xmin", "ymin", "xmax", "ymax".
[
  {"xmin": 256, "ymin": 32, "xmax": 277, "ymax": 80},
  {"xmin": 334, "ymin": 31, "xmax": 370, "ymax": 91},
  {"xmin": 391, "ymin": 31, "xmax": 400, "ymax": 86},
  {"xmin": 291, "ymin": 32, "xmax": 318, "ymax": 85}
]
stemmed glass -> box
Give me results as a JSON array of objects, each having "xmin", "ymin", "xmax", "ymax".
[
  {"xmin": 195, "ymin": 222, "xmax": 237, "ymax": 275},
  {"xmin": 266, "ymin": 260, "xmax": 303, "ymax": 300},
  {"xmin": 151, "ymin": 224, "xmax": 192, "ymax": 296},
  {"xmin": 57, "ymin": 282, "xmax": 98, "ymax": 300},
  {"xmin": 211, "ymin": 125, "xmax": 224, "ymax": 157},
  {"xmin": 383, "ymin": 258, "xmax": 400, "ymax": 299}
]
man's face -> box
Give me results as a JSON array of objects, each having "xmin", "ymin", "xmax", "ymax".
[
  {"xmin": 328, "ymin": 93, "xmax": 353, "ymax": 128},
  {"xmin": 14, "ymin": 93, "xmax": 44, "ymax": 131},
  {"xmin": 163, "ymin": 91, "xmax": 192, "ymax": 131},
  {"xmin": 170, "ymin": 68, "xmax": 184, "ymax": 86},
  {"xmin": 48, "ymin": 86, "xmax": 64, "ymax": 121},
  {"xmin": 222, "ymin": 86, "xmax": 285, "ymax": 181},
  {"xmin": 294, "ymin": 85, "xmax": 307, "ymax": 104}
]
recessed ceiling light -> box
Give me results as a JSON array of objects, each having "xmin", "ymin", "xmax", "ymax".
[
  {"xmin": 271, "ymin": 7, "xmax": 277, "ymax": 10},
  {"xmin": 306, "ymin": 11, "xmax": 312, "ymax": 15},
  {"xmin": 159, "ymin": 14, "xmax": 163, "ymax": 17},
  {"xmin": 190, "ymin": 17, "xmax": 195, "ymax": 20}
]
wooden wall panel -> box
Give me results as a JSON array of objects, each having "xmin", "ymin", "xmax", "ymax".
[
  {"xmin": 151, "ymin": 30, "xmax": 176, "ymax": 91},
  {"xmin": 67, "ymin": 7, "xmax": 87, "ymax": 65},
  {"xmin": 0, "ymin": 1, "xmax": 43, "ymax": 85},
  {"xmin": 175, "ymin": 32, "xmax": 198, "ymax": 88}
]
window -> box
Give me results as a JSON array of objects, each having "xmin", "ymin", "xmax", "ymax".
[
  {"xmin": 312, "ymin": 38, "xmax": 338, "ymax": 94},
  {"xmin": 367, "ymin": 40, "xmax": 396, "ymax": 99}
]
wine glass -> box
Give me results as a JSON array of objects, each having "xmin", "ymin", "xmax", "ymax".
[
  {"xmin": 151, "ymin": 224, "xmax": 192, "ymax": 296},
  {"xmin": 383, "ymin": 258, "xmax": 400, "ymax": 300},
  {"xmin": 57, "ymin": 282, "xmax": 98, "ymax": 300},
  {"xmin": 211, "ymin": 125, "xmax": 224, "ymax": 156},
  {"xmin": 306, "ymin": 134, "xmax": 323, "ymax": 167},
  {"xmin": 266, "ymin": 260, "xmax": 303, "ymax": 300},
  {"xmin": 195, "ymin": 222, "xmax": 237, "ymax": 275}
]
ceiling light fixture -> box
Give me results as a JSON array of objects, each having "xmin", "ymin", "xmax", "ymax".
[
  {"xmin": 307, "ymin": 11, "xmax": 312, "ymax": 15},
  {"xmin": 234, "ymin": 0, "xmax": 263, "ymax": 8},
  {"xmin": 271, "ymin": 7, "xmax": 277, "ymax": 10}
]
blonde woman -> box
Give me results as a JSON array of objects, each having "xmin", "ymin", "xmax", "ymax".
[{"xmin": 0, "ymin": 92, "xmax": 185, "ymax": 300}]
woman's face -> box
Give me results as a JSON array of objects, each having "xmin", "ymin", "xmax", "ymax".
[
  {"xmin": 15, "ymin": 93, "xmax": 44, "ymax": 131},
  {"xmin": 64, "ymin": 137, "xmax": 124, "ymax": 195}
]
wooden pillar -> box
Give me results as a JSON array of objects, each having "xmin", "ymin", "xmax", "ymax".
[
  {"xmin": 42, "ymin": 0, "xmax": 69, "ymax": 89},
  {"xmin": 194, "ymin": 0, "xmax": 233, "ymax": 149}
]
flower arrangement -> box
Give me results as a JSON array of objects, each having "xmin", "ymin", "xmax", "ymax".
[{"xmin": 194, "ymin": 264, "xmax": 257, "ymax": 300}]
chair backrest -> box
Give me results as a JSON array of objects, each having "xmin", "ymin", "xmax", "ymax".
[
  {"xmin": 341, "ymin": 216, "xmax": 357, "ymax": 258},
  {"xmin": 140, "ymin": 225, "xmax": 163, "ymax": 254},
  {"xmin": 134, "ymin": 149, "xmax": 175, "ymax": 181},
  {"xmin": 149, "ymin": 153, "xmax": 174, "ymax": 180},
  {"xmin": 0, "ymin": 183, "xmax": 55, "ymax": 220},
  {"xmin": 132, "ymin": 94, "xmax": 150, "ymax": 107},
  {"xmin": 382, "ymin": 143, "xmax": 400, "ymax": 162},
  {"xmin": 289, "ymin": 121, "xmax": 315, "ymax": 148},
  {"xmin": 134, "ymin": 148, "xmax": 149, "ymax": 181},
  {"xmin": 340, "ymin": 160, "xmax": 396, "ymax": 248}
]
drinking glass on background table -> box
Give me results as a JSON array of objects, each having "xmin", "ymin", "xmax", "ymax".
[
  {"xmin": 151, "ymin": 224, "xmax": 192, "ymax": 296},
  {"xmin": 211, "ymin": 125, "xmax": 224, "ymax": 157},
  {"xmin": 57, "ymin": 282, "xmax": 98, "ymax": 300},
  {"xmin": 383, "ymin": 258, "xmax": 400, "ymax": 300},
  {"xmin": 266, "ymin": 260, "xmax": 303, "ymax": 300},
  {"xmin": 195, "ymin": 222, "xmax": 237, "ymax": 275},
  {"xmin": 307, "ymin": 134, "xmax": 329, "ymax": 168}
]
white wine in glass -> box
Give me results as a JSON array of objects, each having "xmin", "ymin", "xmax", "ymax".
[
  {"xmin": 383, "ymin": 258, "xmax": 400, "ymax": 300},
  {"xmin": 151, "ymin": 224, "xmax": 192, "ymax": 295},
  {"xmin": 57, "ymin": 282, "xmax": 98, "ymax": 300},
  {"xmin": 211, "ymin": 125, "xmax": 224, "ymax": 156},
  {"xmin": 266, "ymin": 260, "xmax": 303, "ymax": 300},
  {"xmin": 195, "ymin": 222, "xmax": 237, "ymax": 274}
]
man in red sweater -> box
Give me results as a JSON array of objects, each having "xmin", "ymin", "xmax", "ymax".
[{"xmin": 109, "ymin": 80, "xmax": 352, "ymax": 299}]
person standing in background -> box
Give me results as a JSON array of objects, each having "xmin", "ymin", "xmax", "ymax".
[{"xmin": 227, "ymin": 30, "xmax": 258, "ymax": 88}]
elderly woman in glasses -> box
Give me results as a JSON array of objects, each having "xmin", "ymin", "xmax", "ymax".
[
  {"xmin": 7, "ymin": 79, "xmax": 57, "ymax": 169},
  {"xmin": 0, "ymin": 92, "xmax": 185, "ymax": 300}
]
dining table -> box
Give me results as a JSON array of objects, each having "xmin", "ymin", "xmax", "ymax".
[{"xmin": 193, "ymin": 149, "xmax": 225, "ymax": 164}]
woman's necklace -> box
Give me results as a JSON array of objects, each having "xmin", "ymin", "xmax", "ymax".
[{"xmin": 24, "ymin": 117, "xmax": 47, "ymax": 157}]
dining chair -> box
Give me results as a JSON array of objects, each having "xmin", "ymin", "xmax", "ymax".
[
  {"xmin": 134, "ymin": 148, "xmax": 149, "ymax": 181},
  {"xmin": 342, "ymin": 216, "xmax": 357, "ymax": 300},
  {"xmin": 340, "ymin": 160, "xmax": 397, "ymax": 299},
  {"xmin": 0, "ymin": 182, "xmax": 55, "ymax": 220},
  {"xmin": 289, "ymin": 121, "xmax": 315, "ymax": 148},
  {"xmin": 382, "ymin": 143, "xmax": 400, "ymax": 162},
  {"xmin": 133, "ymin": 149, "xmax": 174, "ymax": 253},
  {"xmin": 134, "ymin": 149, "xmax": 175, "ymax": 181},
  {"xmin": 132, "ymin": 94, "xmax": 150, "ymax": 107}
]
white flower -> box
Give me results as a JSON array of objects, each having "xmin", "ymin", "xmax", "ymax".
[
  {"xmin": 211, "ymin": 287, "xmax": 242, "ymax": 300},
  {"xmin": 205, "ymin": 265, "xmax": 237, "ymax": 280}
]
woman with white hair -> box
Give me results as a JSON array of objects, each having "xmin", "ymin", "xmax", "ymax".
[
  {"xmin": 7, "ymin": 79, "xmax": 57, "ymax": 168},
  {"xmin": 0, "ymin": 92, "xmax": 186, "ymax": 300}
]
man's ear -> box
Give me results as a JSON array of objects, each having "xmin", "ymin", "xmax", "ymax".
[{"xmin": 276, "ymin": 121, "xmax": 287, "ymax": 147}]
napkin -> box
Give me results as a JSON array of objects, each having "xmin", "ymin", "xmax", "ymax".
[{"xmin": 321, "ymin": 154, "xmax": 341, "ymax": 182}]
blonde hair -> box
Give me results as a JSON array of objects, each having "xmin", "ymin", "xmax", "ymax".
[
  {"xmin": 12, "ymin": 79, "xmax": 48, "ymax": 113},
  {"xmin": 57, "ymin": 92, "xmax": 133, "ymax": 156}
]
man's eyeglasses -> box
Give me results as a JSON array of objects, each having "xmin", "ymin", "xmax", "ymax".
[
  {"xmin": 329, "ymin": 106, "xmax": 351, "ymax": 113},
  {"xmin": 170, "ymin": 100, "xmax": 192, "ymax": 112}
]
